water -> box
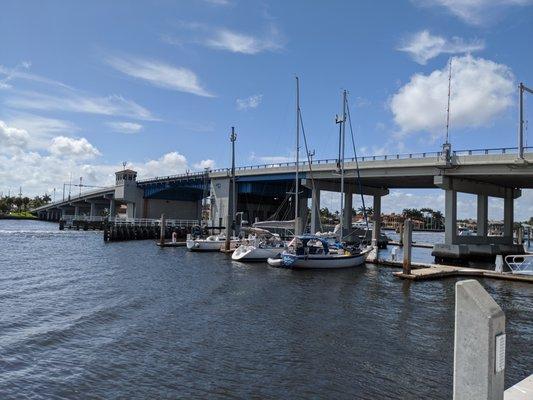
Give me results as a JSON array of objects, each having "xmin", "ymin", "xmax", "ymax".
[{"xmin": 1, "ymin": 220, "xmax": 531, "ymax": 399}]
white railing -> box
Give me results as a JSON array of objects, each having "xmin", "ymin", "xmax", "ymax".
[
  {"xmin": 505, "ymin": 254, "xmax": 533, "ymax": 275},
  {"xmin": 61, "ymin": 215, "xmax": 107, "ymax": 222},
  {"xmin": 111, "ymin": 217, "xmax": 200, "ymax": 227}
]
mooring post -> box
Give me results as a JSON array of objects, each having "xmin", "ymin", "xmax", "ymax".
[
  {"xmin": 517, "ymin": 225, "xmax": 523, "ymax": 247},
  {"xmin": 453, "ymin": 280, "xmax": 505, "ymax": 400},
  {"xmin": 402, "ymin": 219, "xmax": 412, "ymax": 274},
  {"xmin": 159, "ymin": 213, "xmax": 165, "ymax": 245},
  {"xmin": 399, "ymin": 222, "xmax": 404, "ymax": 246}
]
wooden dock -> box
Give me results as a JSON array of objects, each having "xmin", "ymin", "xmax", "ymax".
[
  {"xmin": 367, "ymin": 258, "xmax": 533, "ymax": 283},
  {"xmin": 388, "ymin": 241, "xmax": 434, "ymax": 249},
  {"xmin": 156, "ymin": 241, "xmax": 186, "ymax": 247}
]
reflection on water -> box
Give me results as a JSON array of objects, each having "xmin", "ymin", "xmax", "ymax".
[{"xmin": 0, "ymin": 220, "xmax": 531, "ymax": 399}]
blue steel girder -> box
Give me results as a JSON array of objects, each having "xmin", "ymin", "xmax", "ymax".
[{"xmin": 141, "ymin": 178, "xmax": 208, "ymax": 201}]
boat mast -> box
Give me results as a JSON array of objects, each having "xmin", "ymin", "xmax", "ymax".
[
  {"xmin": 295, "ymin": 76, "xmax": 300, "ymax": 235},
  {"xmin": 336, "ymin": 90, "xmax": 347, "ymax": 240}
]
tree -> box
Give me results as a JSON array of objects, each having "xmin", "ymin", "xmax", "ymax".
[{"xmin": 357, "ymin": 206, "xmax": 373, "ymax": 215}]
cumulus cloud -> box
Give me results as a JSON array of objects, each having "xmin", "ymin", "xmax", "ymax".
[
  {"xmin": 138, "ymin": 152, "xmax": 189, "ymax": 177},
  {"xmin": 398, "ymin": 30, "xmax": 484, "ymax": 64},
  {"xmin": 0, "ymin": 120, "xmax": 30, "ymax": 150},
  {"xmin": 105, "ymin": 55, "xmax": 214, "ymax": 97},
  {"xmin": 236, "ymin": 94, "xmax": 263, "ymax": 110},
  {"xmin": 390, "ymin": 55, "xmax": 514, "ymax": 135},
  {"xmin": 413, "ymin": 0, "xmax": 533, "ymax": 25},
  {"xmin": 193, "ymin": 159, "xmax": 216, "ymax": 170},
  {"xmin": 106, "ymin": 121, "xmax": 143, "ymax": 134},
  {"xmin": 49, "ymin": 136, "xmax": 101, "ymax": 160}
]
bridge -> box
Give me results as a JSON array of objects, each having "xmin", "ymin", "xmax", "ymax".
[{"xmin": 34, "ymin": 146, "xmax": 533, "ymax": 261}]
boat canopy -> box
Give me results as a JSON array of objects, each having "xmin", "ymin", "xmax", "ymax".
[{"xmin": 292, "ymin": 235, "xmax": 332, "ymax": 254}]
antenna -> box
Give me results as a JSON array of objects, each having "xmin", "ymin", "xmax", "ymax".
[
  {"xmin": 122, "ymin": 161, "xmax": 127, "ymax": 170},
  {"xmin": 445, "ymin": 58, "xmax": 453, "ymax": 145}
]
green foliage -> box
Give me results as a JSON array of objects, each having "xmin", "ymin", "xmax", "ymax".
[{"xmin": 0, "ymin": 193, "xmax": 52, "ymax": 214}]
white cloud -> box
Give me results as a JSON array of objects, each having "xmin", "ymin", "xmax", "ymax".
[
  {"xmin": 193, "ymin": 159, "xmax": 216, "ymax": 170},
  {"xmin": 202, "ymin": 0, "xmax": 231, "ymax": 5},
  {"xmin": 0, "ymin": 120, "xmax": 30, "ymax": 150},
  {"xmin": 105, "ymin": 55, "xmax": 214, "ymax": 97},
  {"xmin": 7, "ymin": 90, "xmax": 155, "ymax": 120},
  {"xmin": 0, "ymin": 62, "xmax": 72, "ymax": 91},
  {"xmin": 398, "ymin": 30, "xmax": 484, "ymax": 64},
  {"xmin": 390, "ymin": 55, "xmax": 514, "ymax": 135},
  {"xmin": 205, "ymin": 27, "xmax": 283, "ymax": 54},
  {"xmin": 236, "ymin": 94, "xmax": 263, "ymax": 110},
  {"xmin": 138, "ymin": 152, "xmax": 189, "ymax": 177},
  {"xmin": 49, "ymin": 136, "xmax": 101, "ymax": 160},
  {"xmin": 106, "ymin": 121, "xmax": 143, "ymax": 134},
  {"xmin": 6, "ymin": 114, "xmax": 79, "ymax": 150},
  {"xmin": 413, "ymin": 0, "xmax": 533, "ymax": 25}
]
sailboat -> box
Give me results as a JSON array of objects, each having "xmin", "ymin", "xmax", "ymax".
[
  {"xmin": 268, "ymin": 84, "xmax": 371, "ymax": 268},
  {"xmin": 231, "ymin": 227, "xmax": 285, "ymax": 261}
]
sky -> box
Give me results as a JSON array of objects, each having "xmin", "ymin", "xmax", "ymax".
[{"xmin": 0, "ymin": 0, "xmax": 532, "ymax": 220}]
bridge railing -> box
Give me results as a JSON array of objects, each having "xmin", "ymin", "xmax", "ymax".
[
  {"xmin": 61, "ymin": 215, "xmax": 108, "ymax": 222},
  {"xmin": 138, "ymin": 145, "xmax": 532, "ymax": 183},
  {"xmin": 111, "ymin": 217, "xmax": 200, "ymax": 227}
]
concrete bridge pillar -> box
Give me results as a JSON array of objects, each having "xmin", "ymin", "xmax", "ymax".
[
  {"xmin": 297, "ymin": 197, "xmax": 308, "ymax": 235},
  {"xmin": 74, "ymin": 205, "xmax": 80, "ymax": 218},
  {"xmin": 477, "ymin": 194, "xmax": 488, "ymax": 237},
  {"xmin": 310, "ymin": 188, "xmax": 321, "ymax": 234},
  {"xmin": 372, "ymin": 195, "xmax": 382, "ymax": 247},
  {"xmin": 445, "ymin": 189, "xmax": 458, "ymax": 245},
  {"xmin": 342, "ymin": 191, "xmax": 353, "ymax": 234},
  {"xmin": 89, "ymin": 202, "xmax": 97, "ymax": 218},
  {"xmin": 109, "ymin": 199, "xmax": 116, "ymax": 219},
  {"xmin": 503, "ymin": 189, "xmax": 514, "ymax": 240}
]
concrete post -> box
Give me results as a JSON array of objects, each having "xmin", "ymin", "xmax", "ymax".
[
  {"xmin": 402, "ymin": 219, "xmax": 413, "ymax": 274},
  {"xmin": 372, "ymin": 195, "xmax": 382, "ymax": 247},
  {"xmin": 89, "ymin": 202, "xmax": 96, "ymax": 220},
  {"xmin": 342, "ymin": 191, "xmax": 353, "ymax": 235},
  {"xmin": 477, "ymin": 194, "xmax": 488, "ymax": 237},
  {"xmin": 310, "ymin": 188, "xmax": 321, "ymax": 234},
  {"xmin": 296, "ymin": 197, "xmax": 308, "ymax": 235},
  {"xmin": 160, "ymin": 214, "xmax": 165, "ymax": 245},
  {"xmin": 453, "ymin": 280, "xmax": 505, "ymax": 400},
  {"xmin": 503, "ymin": 190, "xmax": 514, "ymax": 240},
  {"xmin": 445, "ymin": 189, "xmax": 457, "ymax": 245},
  {"xmin": 109, "ymin": 198, "xmax": 116, "ymax": 221},
  {"xmin": 74, "ymin": 205, "xmax": 80, "ymax": 218}
]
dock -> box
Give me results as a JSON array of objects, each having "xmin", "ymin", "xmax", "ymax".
[
  {"xmin": 388, "ymin": 241, "xmax": 434, "ymax": 249},
  {"xmin": 367, "ymin": 258, "xmax": 533, "ymax": 283},
  {"xmin": 156, "ymin": 241, "xmax": 186, "ymax": 247}
]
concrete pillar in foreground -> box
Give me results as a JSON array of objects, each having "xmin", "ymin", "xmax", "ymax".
[
  {"xmin": 445, "ymin": 189, "xmax": 457, "ymax": 245},
  {"xmin": 372, "ymin": 195, "xmax": 381, "ymax": 247},
  {"xmin": 342, "ymin": 191, "xmax": 353, "ymax": 234},
  {"xmin": 74, "ymin": 205, "xmax": 80, "ymax": 217},
  {"xmin": 310, "ymin": 188, "xmax": 321, "ymax": 234},
  {"xmin": 477, "ymin": 194, "xmax": 488, "ymax": 237},
  {"xmin": 402, "ymin": 219, "xmax": 413, "ymax": 274},
  {"xmin": 503, "ymin": 190, "xmax": 514, "ymax": 240},
  {"xmin": 453, "ymin": 280, "xmax": 505, "ymax": 400}
]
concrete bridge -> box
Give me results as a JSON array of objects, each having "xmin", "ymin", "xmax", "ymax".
[{"xmin": 34, "ymin": 146, "xmax": 533, "ymax": 261}]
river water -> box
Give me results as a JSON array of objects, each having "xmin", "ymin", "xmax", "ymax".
[{"xmin": 1, "ymin": 220, "xmax": 531, "ymax": 399}]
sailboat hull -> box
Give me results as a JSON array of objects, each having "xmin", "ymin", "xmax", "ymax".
[
  {"xmin": 231, "ymin": 245, "xmax": 283, "ymax": 261},
  {"xmin": 281, "ymin": 248, "xmax": 371, "ymax": 269}
]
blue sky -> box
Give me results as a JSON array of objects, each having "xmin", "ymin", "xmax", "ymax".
[{"xmin": 0, "ymin": 0, "xmax": 532, "ymax": 219}]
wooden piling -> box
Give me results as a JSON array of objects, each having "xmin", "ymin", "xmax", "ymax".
[{"xmin": 402, "ymin": 219, "xmax": 413, "ymax": 275}]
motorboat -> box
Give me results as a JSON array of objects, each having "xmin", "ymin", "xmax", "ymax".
[
  {"xmin": 186, "ymin": 234, "xmax": 239, "ymax": 252},
  {"xmin": 231, "ymin": 228, "xmax": 285, "ymax": 261},
  {"xmin": 267, "ymin": 235, "xmax": 372, "ymax": 269},
  {"xmin": 458, "ymin": 226, "xmax": 475, "ymax": 236}
]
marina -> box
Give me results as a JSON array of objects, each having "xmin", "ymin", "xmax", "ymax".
[{"xmin": 1, "ymin": 219, "xmax": 532, "ymax": 399}]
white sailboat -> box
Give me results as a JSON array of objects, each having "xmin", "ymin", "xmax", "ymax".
[
  {"xmin": 186, "ymin": 234, "xmax": 239, "ymax": 252},
  {"xmin": 231, "ymin": 228, "xmax": 285, "ymax": 261},
  {"xmin": 267, "ymin": 84, "xmax": 370, "ymax": 269}
]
